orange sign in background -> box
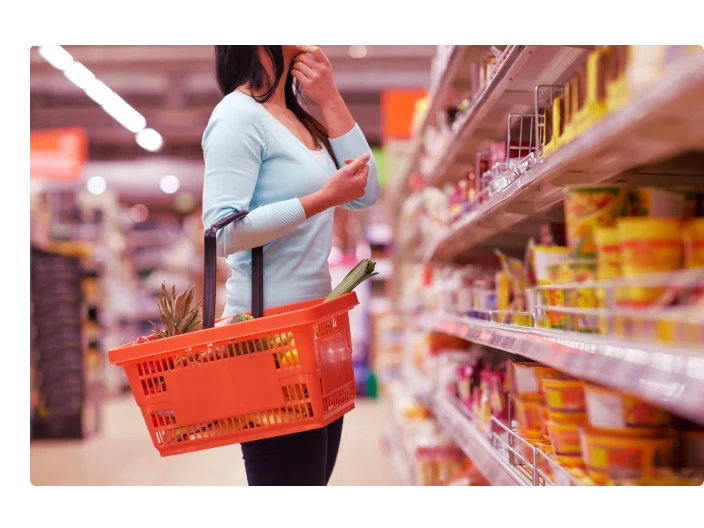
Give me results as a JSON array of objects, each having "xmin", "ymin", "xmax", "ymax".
[
  {"xmin": 30, "ymin": 127, "xmax": 88, "ymax": 183},
  {"xmin": 380, "ymin": 89, "xmax": 427, "ymax": 144}
]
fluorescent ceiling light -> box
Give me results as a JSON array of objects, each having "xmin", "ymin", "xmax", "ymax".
[
  {"xmin": 38, "ymin": 45, "xmax": 160, "ymax": 150},
  {"xmin": 101, "ymin": 96, "xmax": 147, "ymax": 133},
  {"xmin": 135, "ymin": 128, "xmax": 163, "ymax": 152},
  {"xmin": 86, "ymin": 176, "xmax": 107, "ymax": 195},
  {"xmin": 38, "ymin": 45, "xmax": 74, "ymax": 70},
  {"xmin": 160, "ymin": 175, "xmax": 180, "ymax": 195},
  {"xmin": 84, "ymin": 79, "xmax": 114, "ymax": 106},
  {"xmin": 63, "ymin": 62, "xmax": 96, "ymax": 90}
]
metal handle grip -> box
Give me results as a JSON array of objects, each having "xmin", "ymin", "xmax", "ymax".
[{"xmin": 203, "ymin": 211, "xmax": 263, "ymax": 329}]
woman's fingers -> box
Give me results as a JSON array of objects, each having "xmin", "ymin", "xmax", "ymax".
[
  {"xmin": 344, "ymin": 153, "xmax": 370, "ymax": 174},
  {"xmin": 296, "ymin": 45, "xmax": 329, "ymax": 64},
  {"xmin": 292, "ymin": 61, "xmax": 316, "ymax": 78},
  {"xmin": 295, "ymin": 52, "xmax": 320, "ymax": 69},
  {"xmin": 291, "ymin": 69, "xmax": 309, "ymax": 84}
]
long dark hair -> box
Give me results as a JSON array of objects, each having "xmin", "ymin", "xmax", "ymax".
[{"xmin": 214, "ymin": 45, "xmax": 338, "ymax": 167}]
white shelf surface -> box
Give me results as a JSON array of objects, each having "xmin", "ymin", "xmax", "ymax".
[
  {"xmin": 423, "ymin": 54, "xmax": 704, "ymax": 262},
  {"xmin": 420, "ymin": 313, "xmax": 704, "ymax": 426}
]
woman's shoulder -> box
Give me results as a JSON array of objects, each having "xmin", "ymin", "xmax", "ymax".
[
  {"xmin": 203, "ymin": 92, "xmax": 268, "ymax": 148},
  {"xmin": 210, "ymin": 92, "xmax": 267, "ymax": 125}
]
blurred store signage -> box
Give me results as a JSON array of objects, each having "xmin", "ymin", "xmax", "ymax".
[
  {"xmin": 30, "ymin": 127, "xmax": 88, "ymax": 183},
  {"xmin": 380, "ymin": 88, "xmax": 426, "ymax": 143}
]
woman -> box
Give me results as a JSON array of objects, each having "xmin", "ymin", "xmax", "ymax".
[{"xmin": 202, "ymin": 45, "xmax": 380, "ymax": 486}]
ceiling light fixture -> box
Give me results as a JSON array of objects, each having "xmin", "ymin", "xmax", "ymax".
[
  {"xmin": 38, "ymin": 45, "xmax": 163, "ymax": 152},
  {"xmin": 86, "ymin": 175, "xmax": 107, "ymax": 195},
  {"xmin": 135, "ymin": 128, "xmax": 164, "ymax": 152},
  {"xmin": 160, "ymin": 175, "xmax": 180, "ymax": 195},
  {"xmin": 348, "ymin": 45, "xmax": 367, "ymax": 59}
]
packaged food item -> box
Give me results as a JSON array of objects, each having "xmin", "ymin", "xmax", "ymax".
[
  {"xmin": 682, "ymin": 218, "xmax": 704, "ymax": 268},
  {"xmin": 495, "ymin": 249, "xmax": 528, "ymax": 311},
  {"xmin": 562, "ymin": 259, "xmax": 599, "ymax": 332},
  {"xmin": 604, "ymin": 46, "xmax": 630, "ymax": 112},
  {"xmin": 495, "ymin": 270, "xmax": 511, "ymax": 313},
  {"xmin": 564, "ymin": 184, "xmax": 628, "ymax": 258},
  {"xmin": 547, "ymin": 420, "xmax": 583, "ymax": 457},
  {"xmin": 617, "ymin": 218, "xmax": 683, "ymax": 305},
  {"xmin": 512, "ymin": 363, "xmax": 563, "ymax": 402},
  {"xmin": 514, "ymin": 397, "xmax": 546, "ymax": 439},
  {"xmin": 610, "ymin": 467, "xmax": 704, "ymax": 486},
  {"xmin": 555, "ymin": 453, "xmax": 586, "ymax": 468},
  {"xmin": 583, "ymin": 383, "xmax": 670, "ymax": 435},
  {"xmin": 679, "ymin": 429, "xmax": 704, "ymax": 468},
  {"xmin": 628, "ymin": 187, "xmax": 685, "ymax": 219},
  {"xmin": 542, "ymin": 378, "xmax": 585, "ymax": 412},
  {"xmin": 580, "ymin": 428, "xmax": 676, "ymax": 485},
  {"xmin": 547, "ymin": 409, "xmax": 589, "ymax": 425},
  {"xmin": 543, "ymin": 263, "xmax": 568, "ymax": 329},
  {"xmin": 594, "ymin": 227, "xmax": 621, "ymax": 280}
]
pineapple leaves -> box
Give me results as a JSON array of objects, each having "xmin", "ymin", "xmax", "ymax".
[{"xmin": 152, "ymin": 283, "xmax": 203, "ymax": 339}]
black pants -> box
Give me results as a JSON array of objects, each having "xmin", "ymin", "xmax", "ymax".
[{"xmin": 240, "ymin": 416, "xmax": 344, "ymax": 485}]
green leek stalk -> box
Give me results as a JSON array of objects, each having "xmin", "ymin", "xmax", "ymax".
[{"xmin": 324, "ymin": 259, "xmax": 378, "ymax": 302}]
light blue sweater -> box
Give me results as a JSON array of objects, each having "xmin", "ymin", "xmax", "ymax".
[{"xmin": 202, "ymin": 91, "xmax": 380, "ymax": 317}]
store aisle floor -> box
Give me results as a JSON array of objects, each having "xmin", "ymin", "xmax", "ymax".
[{"xmin": 31, "ymin": 395, "xmax": 397, "ymax": 486}]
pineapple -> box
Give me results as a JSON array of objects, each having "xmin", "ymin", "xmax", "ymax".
[{"xmin": 150, "ymin": 283, "xmax": 203, "ymax": 339}]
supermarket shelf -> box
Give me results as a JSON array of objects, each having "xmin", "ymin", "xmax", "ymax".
[
  {"xmin": 420, "ymin": 313, "xmax": 704, "ymax": 425},
  {"xmin": 402, "ymin": 365, "xmax": 527, "ymax": 485},
  {"xmin": 432, "ymin": 391, "xmax": 529, "ymax": 486},
  {"xmin": 423, "ymin": 54, "xmax": 704, "ymax": 262},
  {"xmin": 384, "ymin": 408, "xmax": 416, "ymax": 486},
  {"xmin": 425, "ymin": 45, "xmax": 592, "ymax": 187},
  {"xmin": 398, "ymin": 46, "xmax": 495, "ymax": 197}
]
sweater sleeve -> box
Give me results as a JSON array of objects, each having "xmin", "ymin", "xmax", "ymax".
[
  {"xmin": 201, "ymin": 107, "xmax": 307, "ymax": 257},
  {"xmin": 329, "ymin": 123, "xmax": 380, "ymax": 210}
]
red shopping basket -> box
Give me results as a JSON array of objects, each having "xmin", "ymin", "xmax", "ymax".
[{"xmin": 108, "ymin": 211, "xmax": 358, "ymax": 456}]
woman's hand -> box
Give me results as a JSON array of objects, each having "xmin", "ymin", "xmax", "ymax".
[
  {"xmin": 291, "ymin": 45, "xmax": 342, "ymax": 110},
  {"xmin": 299, "ymin": 154, "xmax": 370, "ymax": 218}
]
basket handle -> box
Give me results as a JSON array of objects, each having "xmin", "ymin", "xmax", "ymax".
[{"xmin": 203, "ymin": 211, "xmax": 264, "ymax": 329}]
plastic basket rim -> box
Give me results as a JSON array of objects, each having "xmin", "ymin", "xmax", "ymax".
[{"xmin": 108, "ymin": 292, "xmax": 358, "ymax": 366}]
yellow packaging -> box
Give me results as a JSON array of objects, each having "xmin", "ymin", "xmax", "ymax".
[
  {"xmin": 580, "ymin": 428, "xmax": 676, "ymax": 482},
  {"xmin": 496, "ymin": 270, "xmax": 511, "ymax": 311},
  {"xmin": 512, "ymin": 363, "xmax": 564, "ymax": 402},
  {"xmin": 594, "ymin": 227, "xmax": 624, "ymax": 334},
  {"xmin": 514, "ymin": 397, "xmax": 545, "ymax": 439},
  {"xmin": 628, "ymin": 187, "xmax": 685, "ymax": 219},
  {"xmin": 561, "ymin": 259, "xmax": 598, "ymax": 333},
  {"xmin": 617, "ymin": 218, "xmax": 682, "ymax": 305},
  {"xmin": 532, "ymin": 246, "xmax": 569, "ymax": 329},
  {"xmin": 682, "ymin": 218, "xmax": 704, "ymax": 268},
  {"xmin": 564, "ymin": 185, "xmax": 628, "ymax": 258},
  {"xmin": 543, "ymin": 263, "xmax": 568, "ymax": 329},
  {"xmin": 547, "ymin": 420, "xmax": 583, "ymax": 457},
  {"xmin": 542, "ymin": 378, "xmax": 586, "ymax": 412}
]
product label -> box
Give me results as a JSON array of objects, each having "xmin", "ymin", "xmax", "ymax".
[
  {"xmin": 620, "ymin": 239, "xmax": 682, "ymax": 271},
  {"xmin": 585, "ymin": 391, "xmax": 626, "ymax": 429},
  {"xmin": 623, "ymin": 399, "xmax": 667, "ymax": 428},
  {"xmin": 515, "ymin": 370, "xmax": 539, "ymax": 395},
  {"xmin": 546, "ymin": 387, "xmax": 585, "ymax": 411}
]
